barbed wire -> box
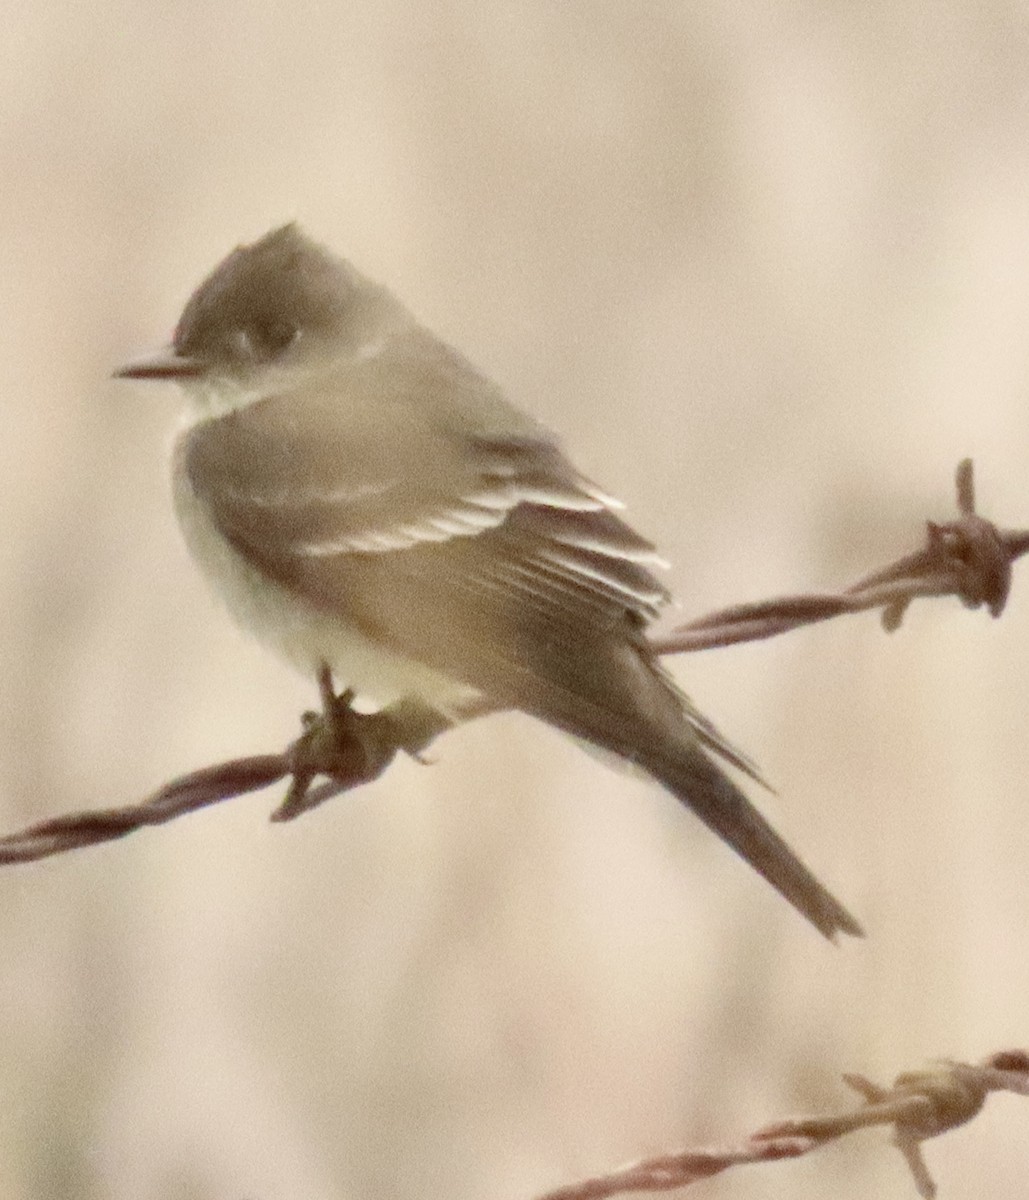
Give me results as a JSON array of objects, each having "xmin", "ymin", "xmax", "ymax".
[
  {"xmin": 533, "ymin": 1050, "xmax": 1029, "ymax": 1200},
  {"xmin": 0, "ymin": 458, "xmax": 1023, "ymax": 867}
]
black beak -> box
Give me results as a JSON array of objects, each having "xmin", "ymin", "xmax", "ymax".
[{"xmin": 113, "ymin": 346, "xmax": 206, "ymax": 380}]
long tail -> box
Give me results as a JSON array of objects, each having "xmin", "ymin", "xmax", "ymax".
[
  {"xmin": 451, "ymin": 632, "xmax": 863, "ymax": 939},
  {"xmin": 639, "ymin": 740, "xmax": 863, "ymax": 940}
]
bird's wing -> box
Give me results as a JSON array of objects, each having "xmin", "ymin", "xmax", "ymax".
[{"xmin": 181, "ymin": 351, "xmax": 688, "ymax": 742}]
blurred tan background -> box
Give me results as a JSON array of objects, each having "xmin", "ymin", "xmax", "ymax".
[{"xmin": 1, "ymin": 2, "xmax": 1028, "ymax": 1197}]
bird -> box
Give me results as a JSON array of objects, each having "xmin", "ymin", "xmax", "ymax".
[{"xmin": 114, "ymin": 223, "xmax": 861, "ymax": 940}]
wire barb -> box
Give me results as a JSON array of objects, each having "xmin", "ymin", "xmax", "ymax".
[
  {"xmin": 652, "ymin": 459, "xmax": 1029, "ymax": 654},
  {"xmin": 534, "ymin": 1051, "xmax": 1029, "ymax": 1200}
]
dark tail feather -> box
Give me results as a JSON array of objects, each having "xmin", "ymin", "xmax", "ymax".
[{"xmin": 643, "ymin": 743, "xmax": 863, "ymax": 940}]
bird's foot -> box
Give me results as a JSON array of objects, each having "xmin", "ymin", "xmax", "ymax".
[{"xmin": 272, "ymin": 667, "xmax": 454, "ymax": 821}]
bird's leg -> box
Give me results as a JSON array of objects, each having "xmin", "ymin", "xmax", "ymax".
[{"xmin": 316, "ymin": 662, "xmax": 359, "ymax": 744}]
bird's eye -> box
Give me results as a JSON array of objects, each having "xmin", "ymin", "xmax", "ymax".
[
  {"xmin": 254, "ymin": 319, "xmax": 299, "ymax": 358},
  {"xmin": 228, "ymin": 321, "xmax": 299, "ymax": 363}
]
